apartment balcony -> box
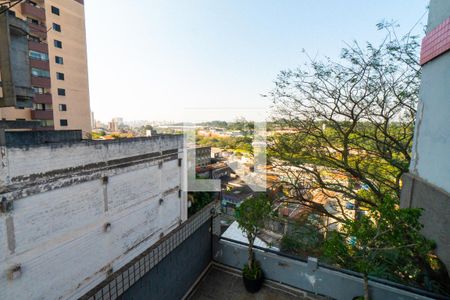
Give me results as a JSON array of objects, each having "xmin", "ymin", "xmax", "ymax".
[
  {"xmin": 31, "ymin": 109, "xmax": 53, "ymax": 120},
  {"xmin": 30, "ymin": 58, "xmax": 50, "ymax": 70},
  {"xmin": 81, "ymin": 202, "xmax": 445, "ymax": 300},
  {"xmin": 33, "ymin": 93, "xmax": 52, "ymax": 104},
  {"xmin": 34, "ymin": 125, "xmax": 55, "ymax": 131},
  {"xmin": 20, "ymin": 2, "xmax": 46, "ymax": 21},
  {"xmin": 7, "ymin": 13, "xmax": 29, "ymax": 36},
  {"xmin": 28, "ymin": 40, "xmax": 48, "ymax": 53},
  {"xmin": 28, "ymin": 22, "xmax": 47, "ymax": 40},
  {"xmin": 189, "ymin": 265, "xmax": 324, "ymax": 299},
  {"xmin": 31, "ymin": 76, "xmax": 51, "ymax": 88}
]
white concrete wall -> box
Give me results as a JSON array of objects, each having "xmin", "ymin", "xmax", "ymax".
[
  {"xmin": 410, "ymin": 20, "xmax": 450, "ymax": 194},
  {"xmin": 0, "ymin": 136, "xmax": 186, "ymax": 300},
  {"xmin": 1, "ymin": 136, "xmax": 182, "ymax": 183}
]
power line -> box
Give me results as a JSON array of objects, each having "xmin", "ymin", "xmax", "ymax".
[{"xmin": 0, "ymin": 0, "xmax": 26, "ymax": 16}]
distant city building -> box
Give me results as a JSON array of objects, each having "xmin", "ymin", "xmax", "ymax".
[
  {"xmin": 196, "ymin": 162, "xmax": 231, "ymax": 180},
  {"xmin": 112, "ymin": 117, "xmax": 123, "ymax": 126},
  {"xmin": 108, "ymin": 120, "xmax": 118, "ymax": 132},
  {"xmin": 91, "ymin": 111, "xmax": 95, "ymax": 130},
  {"xmin": 221, "ymin": 179, "xmax": 254, "ymax": 216},
  {"xmin": 0, "ymin": 0, "xmax": 91, "ymax": 135},
  {"xmin": 195, "ymin": 146, "xmax": 211, "ymax": 167}
]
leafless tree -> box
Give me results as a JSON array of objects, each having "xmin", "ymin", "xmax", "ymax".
[{"xmin": 269, "ymin": 24, "xmax": 420, "ymax": 222}]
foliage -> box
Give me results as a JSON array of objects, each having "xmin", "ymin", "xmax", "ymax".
[
  {"xmin": 322, "ymin": 198, "xmax": 437, "ymax": 298},
  {"xmin": 197, "ymin": 135, "xmax": 253, "ymax": 154},
  {"xmin": 188, "ymin": 192, "xmax": 215, "ymax": 217},
  {"xmin": 243, "ymin": 260, "xmax": 262, "ymax": 280},
  {"xmin": 280, "ymin": 215, "xmax": 325, "ymax": 257},
  {"xmin": 269, "ymin": 24, "xmax": 421, "ymax": 220},
  {"xmin": 236, "ymin": 194, "xmax": 272, "ymax": 273}
]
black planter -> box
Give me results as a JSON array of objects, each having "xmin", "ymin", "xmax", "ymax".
[{"xmin": 243, "ymin": 274, "xmax": 264, "ymax": 293}]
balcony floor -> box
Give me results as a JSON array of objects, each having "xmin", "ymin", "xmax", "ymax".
[{"xmin": 189, "ymin": 265, "xmax": 328, "ymax": 300}]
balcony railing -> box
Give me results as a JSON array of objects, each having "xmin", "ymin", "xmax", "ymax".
[
  {"xmin": 20, "ymin": 2, "xmax": 46, "ymax": 21},
  {"xmin": 31, "ymin": 109, "xmax": 53, "ymax": 120},
  {"xmin": 33, "ymin": 93, "xmax": 52, "ymax": 104},
  {"xmin": 28, "ymin": 40, "xmax": 48, "ymax": 53},
  {"xmin": 31, "ymin": 76, "xmax": 51, "ymax": 89},
  {"xmin": 80, "ymin": 201, "xmax": 447, "ymax": 300},
  {"xmin": 28, "ymin": 22, "xmax": 47, "ymax": 40},
  {"xmin": 30, "ymin": 59, "xmax": 50, "ymax": 70}
]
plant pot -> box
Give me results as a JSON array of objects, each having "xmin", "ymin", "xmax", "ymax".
[{"xmin": 243, "ymin": 274, "xmax": 264, "ymax": 293}]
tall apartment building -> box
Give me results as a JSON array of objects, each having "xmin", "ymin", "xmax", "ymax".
[{"xmin": 0, "ymin": 0, "xmax": 91, "ymax": 135}]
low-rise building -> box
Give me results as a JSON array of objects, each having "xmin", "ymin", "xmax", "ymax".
[
  {"xmin": 195, "ymin": 146, "xmax": 211, "ymax": 167},
  {"xmin": 0, "ymin": 133, "xmax": 186, "ymax": 299}
]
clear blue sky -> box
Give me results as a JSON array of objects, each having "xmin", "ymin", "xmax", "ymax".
[{"xmin": 85, "ymin": 0, "xmax": 429, "ymax": 123}]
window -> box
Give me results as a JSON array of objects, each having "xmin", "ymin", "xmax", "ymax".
[
  {"xmin": 41, "ymin": 120, "xmax": 54, "ymax": 127},
  {"xmin": 29, "ymin": 50, "xmax": 48, "ymax": 61},
  {"xmin": 59, "ymin": 104, "xmax": 67, "ymax": 111},
  {"xmin": 34, "ymin": 103, "xmax": 45, "ymax": 110},
  {"xmin": 51, "ymin": 6, "xmax": 60, "ymax": 16},
  {"xmin": 54, "ymin": 40, "xmax": 62, "ymax": 48},
  {"xmin": 55, "ymin": 56, "xmax": 64, "ymax": 64},
  {"xmin": 57, "ymin": 88, "xmax": 66, "ymax": 96},
  {"xmin": 60, "ymin": 119, "xmax": 68, "ymax": 126},
  {"xmin": 31, "ymin": 68, "xmax": 50, "ymax": 78},
  {"xmin": 27, "ymin": 18, "xmax": 39, "ymax": 25},
  {"xmin": 32, "ymin": 87, "xmax": 44, "ymax": 94},
  {"xmin": 52, "ymin": 23, "xmax": 61, "ymax": 32},
  {"xmin": 56, "ymin": 72, "xmax": 65, "ymax": 80}
]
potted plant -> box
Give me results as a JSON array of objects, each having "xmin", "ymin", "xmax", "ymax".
[{"xmin": 236, "ymin": 194, "xmax": 272, "ymax": 293}]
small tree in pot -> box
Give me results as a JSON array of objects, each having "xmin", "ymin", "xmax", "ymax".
[{"xmin": 236, "ymin": 194, "xmax": 272, "ymax": 293}]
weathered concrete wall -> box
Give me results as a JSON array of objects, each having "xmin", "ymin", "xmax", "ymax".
[
  {"xmin": 403, "ymin": 0, "xmax": 450, "ymax": 272},
  {"xmin": 4, "ymin": 130, "xmax": 82, "ymax": 146},
  {"xmin": 80, "ymin": 201, "xmax": 218, "ymax": 300},
  {"xmin": 401, "ymin": 173, "xmax": 450, "ymax": 273},
  {"xmin": 215, "ymin": 240, "xmax": 442, "ymax": 300},
  {"xmin": 426, "ymin": 0, "xmax": 450, "ymax": 32},
  {"xmin": 0, "ymin": 135, "xmax": 187, "ymax": 300},
  {"xmin": 410, "ymin": 50, "xmax": 450, "ymax": 193}
]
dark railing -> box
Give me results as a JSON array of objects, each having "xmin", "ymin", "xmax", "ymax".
[
  {"xmin": 33, "ymin": 93, "xmax": 52, "ymax": 104},
  {"xmin": 31, "ymin": 76, "xmax": 51, "ymax": 88},
  {"xmin": 20, "ymin": 2, "xmax": 45, "ymax": 20},
  {"xmin": 31, "ymin": 109, "xmax": 53, "ymax": 120},
  {"xmin": 28, "ymin": 22, "xmax": 47, "ymax": 39},
  {"xmin": 28, "ymin": 40, "xmax": 48, "ymax": 53}
]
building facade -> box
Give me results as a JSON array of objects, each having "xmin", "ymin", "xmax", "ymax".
[
  {"xmin": 195, "ymin": 146, "xmax": 211, "ymax": 167},
  {"xmin": 0, "ymin": 0, "xmax": 91, "ymax": 135},
  {"xmin": 0, "ymin": 134, "xmax": 186, "ymax": 299},
  {"xmin": 400, "ymin": 0, "xmax": 450, "ymax": 272}
]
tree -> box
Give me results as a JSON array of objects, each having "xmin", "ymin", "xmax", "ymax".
[
  {"xmin": 280, "ymin": 214, "xmax": 325, "ymax": 258},
  {"xmin": 188, "ymin": 192, "xmax": 215, "ymax": 217},
  {"xmin": 268, "ymin": 23, "xmax": 421, "ymax": 220},
  {"xmin": 236, "ymin": 194, "xmax": 272, "ymax": 276},
  {"xmin": 323, "ymin": 198, "xmax": 435, "ymax": 300}
]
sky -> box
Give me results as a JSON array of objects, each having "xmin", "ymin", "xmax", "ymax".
[{"xmin": 85, "ymin": 0, "xmax": 429, "ymax": 123}]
